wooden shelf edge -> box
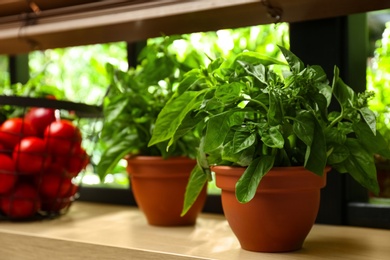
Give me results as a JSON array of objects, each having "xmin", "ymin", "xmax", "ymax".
[{"xmin": 0, "ymin": 0, "xmax": 389, "ymax": 54}]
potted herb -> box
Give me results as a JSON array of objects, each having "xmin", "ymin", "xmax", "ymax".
[
  {"xmin": 149, "ymin": 46, "xmax": 390, "ymax": 251},
  {"xmin": 97, "ymin": 36, "xmax": 207, "ymax": 226}
]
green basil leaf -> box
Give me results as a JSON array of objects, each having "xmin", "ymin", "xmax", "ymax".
[
  {"xmin": 177, "ymin": 73, "xmax": 204, "ymax": 94},
  {"xmin": 293, "ymin": 111, "xmax": 315, "ymax": 147},
  {"xmin": 310, "ymin": 65, "xmax": 328, "ymax": 83},
  {"xmin": 344, "ymin": 139, "xmax": 379, "ymax": 195},
  {"xmin": 235, "ymin": 146, "xmax": 256, "ymax": 166},
  {"xmin": 181, "ymin": 164, "xmax": 209, "ymax": 216},
  {"xmin": 174, "ymin": 69, "xmax": 205, "ymax": 96},
  {"xmin": 236, "ymin": 155, "xmax": 275, "ymax": 203},
  {"xmin": 222, "ymin": 140, "xmax": 254, "ymax": 166},
  {"xmin": 332, "ymin": 66, "xmax": 355, "ymax": 107},
  {"xmin": 268, "ymin": 91, "xmax": 283, "ymax": 126},
  {"xmin": 208, "ymin": 57, "xmax": 226, "ymax": 72},
  {"xmin": 215, "ymin": 82, "xmax": 243, "ymax": 104},
  {"xmin": 261, "ymin": 125, "xmax": 284, "ymax": 148},
  {"xmin": 311, "ymin": 92, "xmax": 328, "ymax": 120},
  {"xmin": 104, "ymin": 95, "xmax": 130, "ymax": 124},
  {"xmin": 169, "ymin": 111, "xmax": 205, "ymax": 146},
  {"xmin": 331, "ymin": 163, "xmax": 348, "ymax": 174},
  {"xmin": 358, "ymin": 106, "xmax": 376, "ymax": 135},
  {"xmin": 325, "ymin": 126, "xmax": 347, "ymax": 145},
  {"xmin": 237, "ymin": 61, "xmax": 267, "ymax": 84},
  {"xmin": 97, "ymin": 134, "xmax": 139, "ymax": 180},
  {"xmin": 234, "ymin": 51, "xmax": 286, "ymax": 67},
  {"xmin": 353, "ymin": 121, "xmax": 390, "ymax": 158},
  {"xmin": 318, "ymin": 83, "xmax": 333, "ymax": 107},
  {"xmin": 204, "ymin": 112, "xmax": 232, "ymax": 152},
  {"xmin": 204, "ymin": 98, "xmax": 224, "ymax": 113},
  {"xmin": 149, "ymin": 90, "xmax": 204, "ymax": 147},
  {"xmin": 252, "ymin": 92, "xmax": 269, "ymax": 106},
  {"xmin": 293, "ymin": 111, "xmax": 327, "ymax": 175},
  {"xmin": 233, "ymin": 131, "xmax": 256, "ymax": 153},
  {"xmin": 327, "ymin": 144, "xmax": 350, "ymax": 164},
  {"xmin": 278, "ymin": 45, "xmax": 304, "ymax": 73}
]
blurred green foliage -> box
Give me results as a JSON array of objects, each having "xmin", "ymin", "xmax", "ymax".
[
  {"xmin": 29, "ymin": 43, "xmax": 128, "ymax": 105},
  {"xmin": 367, "ymin": 22, "xmax": 390, "ymax": 146},
  {"xmin": 0, "ymin": 56, "xmax": 10, "ymax": 87}
]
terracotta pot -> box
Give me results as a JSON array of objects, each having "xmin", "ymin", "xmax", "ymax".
[
  {"xmin": 370, "ymin": 162, "xmax": 390, "ymax": 198},
  {"xmin": 126, "ymin": 156, "xmax": 207, "ymax": 226},
  {"xmin": 213, "ymin": 165, "xmax": 330, "ymax": 252}
]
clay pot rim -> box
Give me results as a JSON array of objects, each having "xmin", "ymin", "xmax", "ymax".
[
  {"xmin": 211, "ymin": 165, "xmax": 332, "ymax": 175},
  {"xmin": 126, "ymin": 156, "xmax": 197, "ymax": 178},
  {"xmin": 213, "ymin": 165, "xmax": 330, "ymax": 191},
  {"xmin": 126, "ymin": 155, "xmax": 196, "ymax": 164}
]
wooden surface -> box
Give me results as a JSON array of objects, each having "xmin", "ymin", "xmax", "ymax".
[
  {"xmin": 0, "ymin": 201, "xmax": 389, "ymax": 259},
  {"xmin": 0, "ymin": 0, "xmax": 390, "ymax": 54},
  {"xmin": 0, "ymin": 0, "xmax": 97, "ymax": 16}
]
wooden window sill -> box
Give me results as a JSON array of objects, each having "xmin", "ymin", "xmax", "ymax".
[{"xmin": 0, "ymin": 202, "xmax": 389, "ymax": 259}]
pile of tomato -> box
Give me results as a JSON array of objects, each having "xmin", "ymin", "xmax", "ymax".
[{"xmin": 0, "ymin": 105, "xmax": 89, "ymax": 219}]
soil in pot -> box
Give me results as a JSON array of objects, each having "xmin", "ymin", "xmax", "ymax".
[
  {"xmin": 213, "ymin": 165, "xmax": 330, "ymax": 252},
  {"xmin": 127, "ymin": 156, "xmax": 207, "ymax": 226}
]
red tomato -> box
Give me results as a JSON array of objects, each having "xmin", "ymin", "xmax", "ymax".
[
  {"xmin": 13, "ymin": 137, "xmax": 51, "ymax": 174},
  {"xmin": 24, "ymin": 107, "xmax": 56, "ymax": 137},
  {"xmin": 0, "ymin": 142, "xmax": 11, "ymax": 155},
  {"xmin": 44, "ymin": 120, "xmax": 82, "ymax": 156},
  {"xmin": 0, "ymin": 118, "xmax": 36, "ymax": 149},
  {"xmin": 0, "ymin": 154, "xmax": 17, "ymax": 194},
  {"xmin": 41, "ymin": 197, "xmax": 71, "ymax": 212},
  {"xmin": 42, "ymin": 163, "xmax": 67, "ymax": 176},
  {"xmin": 66, "ymin": 183, "xmax": 79, "ymax": 197},
  {"xmin": 41, "ymin": 183, "xmax": 78, "ymax": 212},
  {"xmin": 53, "ymin": 146, "xmax": 89, "ymax": 176},
  {"xmin": 0, "ymin": 183, "xmax": 40, "ymax": 219},
  {"xmin": 39, "ymin": 173, "xmax": 73, "ymax": 198},
  {"xmin": 68, "ymin": 146, "xmax": 89, "ymax": 176}
]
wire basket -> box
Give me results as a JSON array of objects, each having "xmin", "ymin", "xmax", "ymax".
[{"xmin": 0, "ymin": 95, "xmax": 102, "ymax": 220}]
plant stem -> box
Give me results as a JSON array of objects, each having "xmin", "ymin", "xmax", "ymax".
[
  {"xmin": 327, "ymin": 111, "xmax": 344, "ymax": 129},
  {"xmin": 262, "ymin": 143, "xmax": 268, "ymax": 155},
  {"xmin": 284, "ymin": 116, "xmax": 296, "ymax": 122},
  {"xmin": 246, "ymin": 98, "xmax": 269, "ymax": 112}
]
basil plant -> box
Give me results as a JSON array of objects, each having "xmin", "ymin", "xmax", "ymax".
[
  {"xmin": 97, "ymin": 36, "xmax": 203, "ymax": 180},
  {"xmin": 149, "ymin": 46, "xmax": 390, "ymax": 215}
]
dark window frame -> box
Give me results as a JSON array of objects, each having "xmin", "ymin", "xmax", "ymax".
[{"xmin": 290, "ymin": 14, "xmax": 390, "ymax": 229}]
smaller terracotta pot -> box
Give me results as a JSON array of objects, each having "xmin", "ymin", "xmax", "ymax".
[
  {"xmin": 213, "ymin": 165, "xmax": 330, "ymax": 252},
  {"xmin": 370, "ymin": 162, "xmax": 390, "ymax": 198},
  {"xmin": 127, "ymin": 156, "xmax": 207, "ymax": 226}
]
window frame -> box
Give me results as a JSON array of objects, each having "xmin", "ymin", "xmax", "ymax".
[{"xmin": 290, "ymin": 14, "xmax": 390, "ymax": 228}]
